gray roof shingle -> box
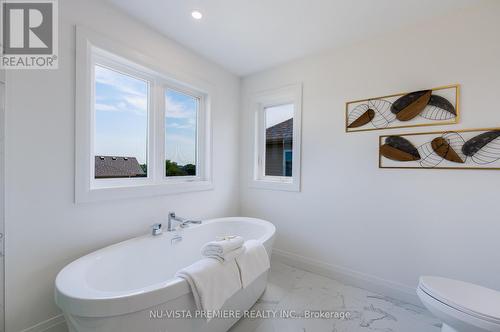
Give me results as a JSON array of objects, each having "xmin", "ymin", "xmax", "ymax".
[
  {"xmin": 266, "ymin": 118, "xmax": 293, "ymax": 143},
  {"xmin": 94, "ymin": 156, "xmax": 146, "ymax": 178}
]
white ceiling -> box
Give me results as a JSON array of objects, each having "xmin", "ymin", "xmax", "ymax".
[{"xmin": 107, "ymin": 0, "xmax": 483, "ymax": 76}]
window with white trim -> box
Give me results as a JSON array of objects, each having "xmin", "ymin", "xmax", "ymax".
[
  {"xmin": 251, "ymin": 84, "xmax": 302, "ymax": 191},
  {"xmin": 75, "ymin": 27, "xmax": 212, "ymax": 202}
]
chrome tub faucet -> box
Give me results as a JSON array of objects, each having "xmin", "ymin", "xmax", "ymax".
[{"xmin": 167, "ymin": 212, "xmax": 202, "ymax": 231}]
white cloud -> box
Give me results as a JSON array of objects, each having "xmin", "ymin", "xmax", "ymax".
[
  {"xmin": 165, "ymin": 95, "xmax": 196, "ymax": 119},
  {"xmin": 167, "ymin": 122, "xmax": 195, "ymax": 129},
  {"xmin": 95, "ymin": 98, "xmax": 147, "ymax": 116},
  {"xmin": 95, "ymin": 103, "xmax": 120, "ymax": 112},
  {"xmin": 124, "ymin": 95, "xmax": 148, "ymax": 114},
  {"xmin": 94, "ymin": 66, "xmax": 148, "ymax": 116},
  {"xmin": 95, "ymin": 65, "xmax": 147, "ymax": 97}
]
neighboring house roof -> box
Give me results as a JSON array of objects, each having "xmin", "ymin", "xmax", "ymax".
[
  {"xmin": 94, "ymin": 156, "xmax": 145, "ymax": 178},
  {"xmin": 266, "ymin": 118, "xmax": 293, "ymax": 143}
]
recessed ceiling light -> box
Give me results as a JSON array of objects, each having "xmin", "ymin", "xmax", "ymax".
[{"xmin": 191, "ymin": 11, "xmax": 203, "ymax": 20}]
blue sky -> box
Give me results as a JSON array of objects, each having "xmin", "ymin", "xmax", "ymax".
[{"xmin": 94, "ymin": 65, "xmax": 197, "ymax": 165}]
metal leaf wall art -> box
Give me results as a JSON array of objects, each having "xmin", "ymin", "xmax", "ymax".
[
  {"xmin": 346, "ymin": 84, "xmax": 460, "ymax": 132},
  {"xmin": 379, "ymin": 129, "xmax": 500, "ymax": 170}
]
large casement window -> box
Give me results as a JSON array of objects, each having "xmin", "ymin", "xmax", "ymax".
[
  {"xmin": 75, "ymin": 27, "xmax": 212, "ymax": 202},
  {"xmin": 251, "ymin": 84, "xmax": 302, "ymax": 191}
]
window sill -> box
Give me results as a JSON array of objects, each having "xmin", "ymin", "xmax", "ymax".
[
  {"xmin": 76, "ymin": 180, "xmax": 214, "ymax": 203},
  {"xmin": 249, "ymin": 178, "xmax": 300, "ymax": 192}
]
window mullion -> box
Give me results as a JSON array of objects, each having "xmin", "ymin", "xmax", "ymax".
[{"xmin": 153, "ymin": 82, "xmax": 164, "ymax": 184}]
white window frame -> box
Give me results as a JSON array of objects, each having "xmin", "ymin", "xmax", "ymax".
[
  {"xmin": 250, "ymin": 84, "xmax": 302, "ymax": 192},
  {"xmin": 75, "ymin": 27, "xmax": 212, "ymax": 203},
  {"xmin": 90, "ymin": 53, "xmax": 156, "ymax": 189}
]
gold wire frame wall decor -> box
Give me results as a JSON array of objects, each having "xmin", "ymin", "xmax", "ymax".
[
  {"xmin": 345, "ymin": 84, "xmax": 460, "ymax": 133},
  {"xmin": 379, "ymin": 128, "xmax": 500, "ymax": 170}
]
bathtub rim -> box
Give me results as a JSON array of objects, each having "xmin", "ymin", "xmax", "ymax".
[{"xmin": 55, "ymin": 217, "xmax": 275, "ymax": 317}]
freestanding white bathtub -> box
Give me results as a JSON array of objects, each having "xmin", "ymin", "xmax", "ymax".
[{"xmin": 55, "ymin": 217, "xmax": 275, "ymax": 332}]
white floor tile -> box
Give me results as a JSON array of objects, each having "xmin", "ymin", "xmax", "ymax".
[{"xmin": 229, "ymin": 261, "xmax": 441, "ymax": 332}]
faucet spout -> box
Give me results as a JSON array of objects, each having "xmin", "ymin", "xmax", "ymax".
[
  {"xmin": 180, "ymin": 219, "xmax": 202, "ymax": 228},
  {"xmin": 168, "ymin": 212, "xmax": 202, "ymax": 231}
]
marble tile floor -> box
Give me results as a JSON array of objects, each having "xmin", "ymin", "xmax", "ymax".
[{"xmin": 229, "ymin": 261, "xmax": 441, "ymax": 332}]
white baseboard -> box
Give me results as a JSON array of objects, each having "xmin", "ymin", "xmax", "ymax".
[
  {"xmin": 271, "ymin": 248, "xmax": 421, "ymax": 306},
  {"xmin": 19, "ymin": 314, "xmax": 67, "ymax": 332}
]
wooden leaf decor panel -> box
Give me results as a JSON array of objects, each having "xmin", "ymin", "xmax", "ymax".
[
  {"xmin": 346, "ymin": 84, "xmax": 459, "ymax": 132},
  {"xmin": 379, "ymin": 128, "xmax": 500, "ymax": 170},
  {"xmin": 380, "ymin": 145, "xmax": 418, "ymax": 162},
  {"xmin": 380, "ymin": 136, "xmax": 420, "ymax": 161},
  {"xmin": 347, "ymin": 109, "xmax": 375, "ymax": 128},
  {"xmin": 392, "ymin": 90, "xmax": 432, "ymax": 121},
  {"xmin": 431, "ymin": 137, "xmax": 464, "ymax": 164}
]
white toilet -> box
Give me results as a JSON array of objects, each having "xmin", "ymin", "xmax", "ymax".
[{"xmin": 417, "ymin": 276, "xmax": 500, "ymax": 332}]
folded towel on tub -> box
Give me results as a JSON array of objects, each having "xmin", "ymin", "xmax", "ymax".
[
  {"xmin": 206, "ymin": 246, "xmax": 245, "ymax": 263},
  {"xmin": 201, "ymin": 235, "xmax": 244, "ymax": 260},
  {"xmin": 175, "ymin": 258, "xmax": 242, "ymax": 318},
  {"xmin": 235, "ymin": 240, "xmax": 270, "ymax": 288}
]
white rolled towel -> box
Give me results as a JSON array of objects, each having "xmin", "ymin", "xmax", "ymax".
[
  {"xmin": 201, "ymin": 236, "xmax": 244, "ymax": 262},
  {"xmin": 208, "ymin": 246, "xmax": 245, "ymax": 263}
]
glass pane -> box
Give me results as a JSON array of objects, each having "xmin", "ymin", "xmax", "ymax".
[
  {"xmin": 265, "ymin": 104, "xmax": 294, "ymax": 177},
  {"xmin": 165, "ymin": 89, "xmax": 198, "ymax": 177},
  {"xmin": 94, "ymin": 65, "xmax": 149, "ymax": 179}
]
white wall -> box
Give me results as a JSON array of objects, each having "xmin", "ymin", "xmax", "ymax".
[
  {"xmin": 4, "ymin": 0, "xmax": 240, "ymax": 331},
  {"xmin": 240, "ymin": 1, "xmax": 500, "ymax": 302}
]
